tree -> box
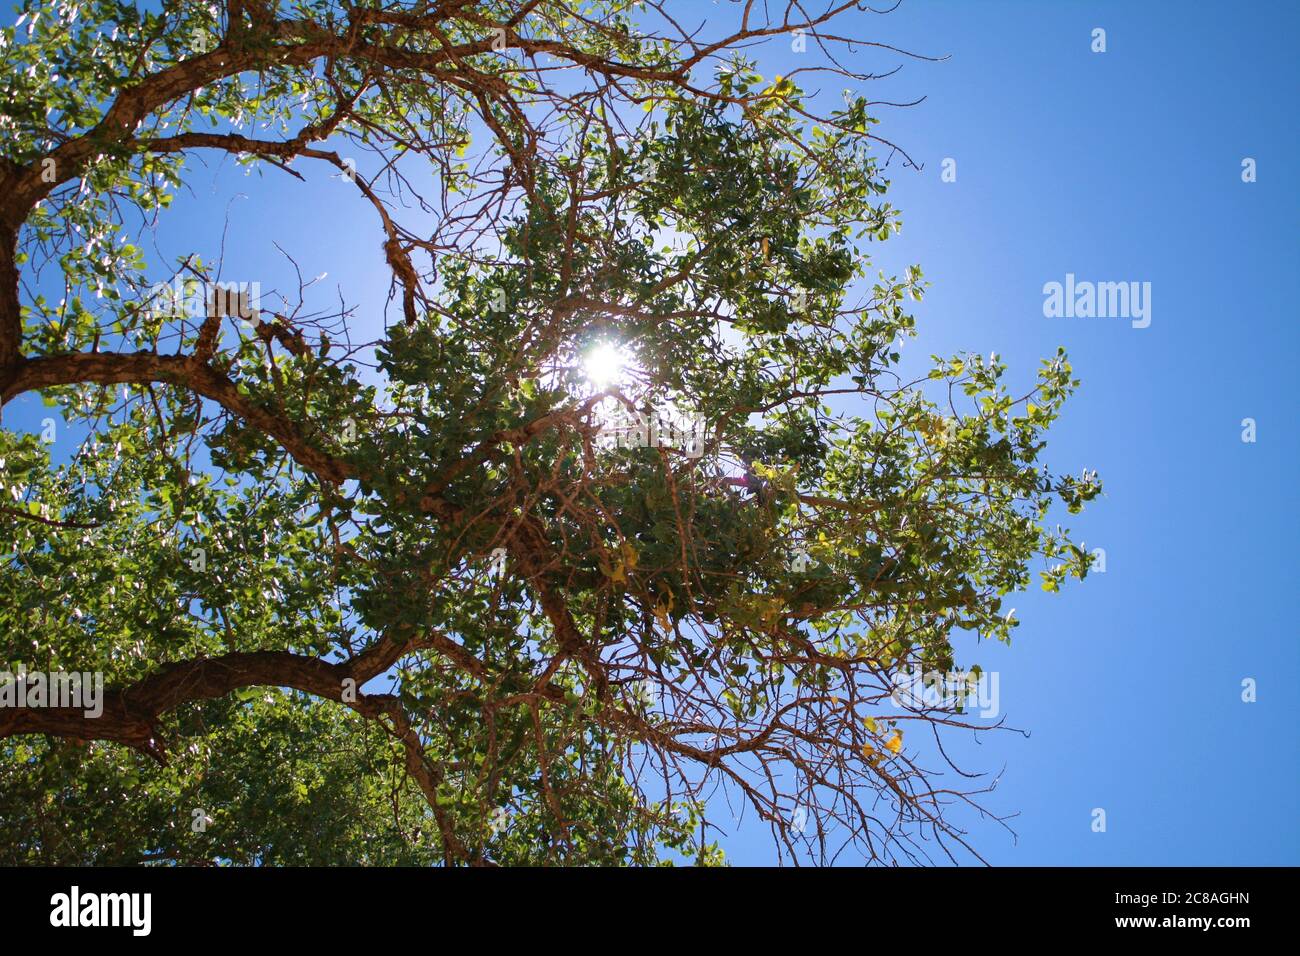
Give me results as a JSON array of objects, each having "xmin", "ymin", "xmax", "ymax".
[{"xmin": 0, "ymin": 0, "xmax": 1100, "ymax": 865}]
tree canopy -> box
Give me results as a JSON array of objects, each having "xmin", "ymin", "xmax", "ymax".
[{"xmin": 0, "ymin": 0, "xmax": 1100, "ymax": 865}]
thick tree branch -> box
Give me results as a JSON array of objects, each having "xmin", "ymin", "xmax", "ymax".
[
  {"xmin": 0, "ymin": 633, "xmax": 476, "ymax": 861},
  {"xmin": 1, "ymin": 650, "xmax": 341, "ymax": 753},
  {"xmin": 1, "ymin": 352, "xmax": 351, "ymax": 483}
]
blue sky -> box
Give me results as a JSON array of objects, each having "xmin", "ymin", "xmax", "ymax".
[
  {"xmin": 4, "ymin": 0, "xmax": 1297, "ymax": 865},
  {"xmin": 713, "ymin": 0, "xmax": 1300, "ymax": 865}
]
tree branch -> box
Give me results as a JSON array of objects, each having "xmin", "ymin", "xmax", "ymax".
[{"xmin": 1, "ymin": 352, "xmax": 351, "ymax": 483}]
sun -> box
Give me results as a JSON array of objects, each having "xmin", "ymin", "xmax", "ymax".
[{"xmin": 583, "ymin": 342, "xmax": 627, "ymax": 391}]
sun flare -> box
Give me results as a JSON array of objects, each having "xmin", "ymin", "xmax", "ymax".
[{"xmin": 583, "ymin": 342, "xmax": 627, "ymax": 390}]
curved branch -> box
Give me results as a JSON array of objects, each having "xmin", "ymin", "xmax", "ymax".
[{"xmin": 1, "ymin": 352, "xmax": 351, "ymax": 483}]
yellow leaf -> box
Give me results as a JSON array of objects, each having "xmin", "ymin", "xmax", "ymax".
[
  {"xmin": 885, "ymin": 732, "xmax": 903, "ymax": 755},
  {"xmin": 620, "ymin": 541, "xmax": 638, "ymax": 571},
  {"xmin": 601, "ymin": 542, "xmax": 638, "ymax": 585},
  {"xmin": 653, "ymin": 590, "xmax": 674, "ymax": 629}
]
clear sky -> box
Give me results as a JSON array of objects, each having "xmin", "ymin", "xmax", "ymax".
[
  {"xmin": 3, "ymin": 0, "xmax": 1297, "ymax": 866},
  {"xmin": 713, "ymin": 0, "xmax": 1300, "ymax": 865}
]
